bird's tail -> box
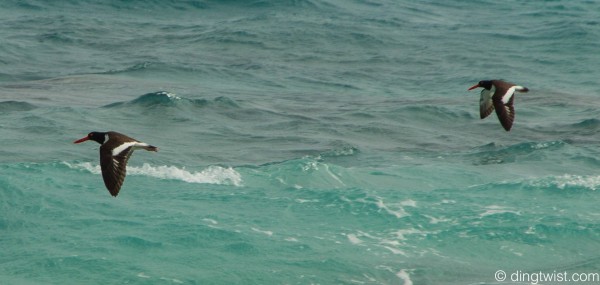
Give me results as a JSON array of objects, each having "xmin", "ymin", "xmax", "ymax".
[{"xmin": 516, "ymin": 86, "xmax": 529, "ymax": 92}]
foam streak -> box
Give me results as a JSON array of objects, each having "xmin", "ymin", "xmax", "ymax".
[{"xmin": 65, "ymin": 162, "xmax": 242, "ymax": 186}]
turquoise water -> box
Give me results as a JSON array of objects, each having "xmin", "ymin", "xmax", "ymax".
[{"xmin": 2, "ymin": 1, "xmax": 600, "ymax": 284}]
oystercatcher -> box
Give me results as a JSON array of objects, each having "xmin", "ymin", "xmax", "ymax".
[
  {"xmin": 74, "ymin": 131, "xmax": 158, "ymax": 197},
  {"xmin": 468, "ymin": 80, "xmax": 529, "ymax": 131}
]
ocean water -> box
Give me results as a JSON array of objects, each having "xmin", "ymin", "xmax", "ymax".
[{"xmin": 2, "ymin": 0, "xmax": 600, "ymax": 284}]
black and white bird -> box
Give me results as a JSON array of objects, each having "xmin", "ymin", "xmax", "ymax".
[
  {"xmin": 468, "ymin": 80, "xmax": 529, "ymax": 131},
  {"xmin": 74, "ymin": 131, "xmax": 158, "ymax": 197}
]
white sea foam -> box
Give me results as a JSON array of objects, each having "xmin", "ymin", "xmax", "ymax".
[
  {"xmin": 161, "ymin": 91, "xmax": 181, "ymax": 100},
  {"xmin": 396, "ymin": 270, "xmax": 413, "ymax": 285},
  {"xmin": 251, "ymin": 227, "xmax": 273, "ymax": 237},
  {"xmin": 137, "ymin": 272, "xmax": 150, "ymax": 279},
  {"xmin": 347, "ymin": 234, "xmax": 363, "ymax": 245},
  {"xmin": 322, "ymin": 163, "xmax": 345, "ymax": 186},
  {"xmin": 393, "ymin": 228, "xmax": 428, "ymax": 241},
  {"xmin": 374, "ymin": 197, "xmax": 409, "ymax": 219},
  {"xmin": 423, "ymin": 214, "xmax": 452, "ymax": 224},
  {"xmin": 399, "ymin": 199, "xmax": 417, "ymax": 207},
  {"xmin": 375, "ymin": 199, "xmax": 398, "ymax": 217},
  {"xmin": 479, "ymin": 205, "xmax": 521, "ymax": 218},
  {"xmin": 550, "ymin": 174, "xmax": 600, "ymax": 190},
  {"xmin": 65, "ymin": 162, "xmax": 243, "ymax": 186},
  {"xmin": 383, "ymin": 246, "xmax": 406, "ymax": 255},
  {"xmin": 202, "ymin": 218, "xmax": 218, "ymax": 225},
  {"xmin": 159, "ymin": 277, "xmax": 184, "ymax": 284},
  {"xmin": 524, "ymin": 174, "xmax": 600, "ymax": 191}
]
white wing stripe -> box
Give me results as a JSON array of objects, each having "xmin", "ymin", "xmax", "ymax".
[
  {"xmin": 502, "ymin": 86, "xmax": 516, "ymax": 104},
  {"xmin": 112, "ymin": 142, "xmax": 137, "ymax": 156},
  {"xmin": 111, "ymin": 142, "xmax": 150, "ymax": 156},
  {"xmin": 132, "ymin": 142, "xmax": 149, "ymax": 149},
  {"xmin": 514, "ymin": 85, "xmax": 527, "ymax": 91}
]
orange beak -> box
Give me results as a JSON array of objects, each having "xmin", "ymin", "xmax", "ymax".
[
  {"xmin": 74, "ymin": 136, "xmax": 90, "ymax": 144},
  {"xmin": 467, "ymin": 83, "xmax": 480, "ymax": 91}
]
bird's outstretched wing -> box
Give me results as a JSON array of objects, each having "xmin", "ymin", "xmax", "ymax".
[
  {"xmin": 100, "ymin": 146, "xmax": 134, "ymax": 196},
  {"xmin": 493, "ymin": 94, "xmax": 515, "ymax": 131},
  {"xmin": 479, "ymin": 88, "xmax": 495, "ymax": 119}
]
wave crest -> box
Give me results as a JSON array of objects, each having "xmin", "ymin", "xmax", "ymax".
[
  {"xmin": 103, "ymin": 91, "xmax": 239, "ymax": 108},
  {"xmin": 469, "ymin": 141, "xmax": 566, "ymax": 165},
  {"xmin": 0, "ymin": 101, "xmax": 37, "ymax": 112},
  {"xmin": 129, "ymin": 91, "xmax": 182, "ymax": 106},
  {"xmin": 530, "ymin": 174, "xmax": 600, "ymax": 191},
  {"xmin": 65, "ymin": 162, "xmax": 242, "ymax": 186},
  {"xmin": 572, "ymin": 118, "xmax": 600, "ymax": 128}
]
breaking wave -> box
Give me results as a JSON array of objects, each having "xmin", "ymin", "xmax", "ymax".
[
  {"xmin": 529, "ymin": 174, "xmax": 600, "ymax": 191},
  {"xmin": 65, "ymin": 162, "xmax": 243, "ymax": 186}
]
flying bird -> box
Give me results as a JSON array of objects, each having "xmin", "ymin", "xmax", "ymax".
[
  {"xmin": 74, "ymin": 131, "xmax": 158, "ymax": 196},
  {"xmin": 468, "ymin": 79, "xmax": 529, "ymax": 131}
]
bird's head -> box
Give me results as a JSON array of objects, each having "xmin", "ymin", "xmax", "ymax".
[
  {"xmin": 74, "ymin": 132, "xmax": 106, "ymax": 145},
  {"xmin": 468, "ymin": 80, "xmax": 493, "ymax": 91}
]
